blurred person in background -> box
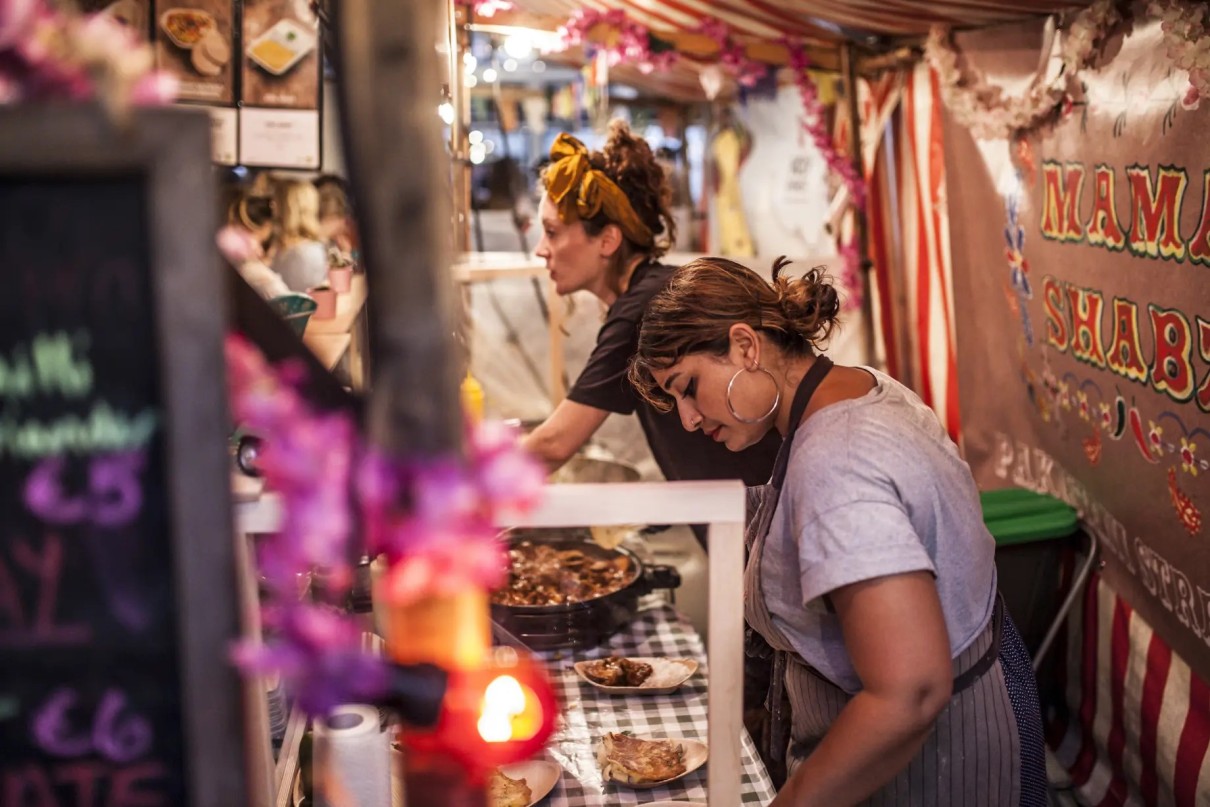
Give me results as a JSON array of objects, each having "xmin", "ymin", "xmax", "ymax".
[{"xmin": 271, "ymin": 179, "xmax": 329, "ymax": 292}]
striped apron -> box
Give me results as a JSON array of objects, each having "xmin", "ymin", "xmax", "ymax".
[{"xmin": 742, "ymin": 358, "xmax": 1047, "ymax": 805}]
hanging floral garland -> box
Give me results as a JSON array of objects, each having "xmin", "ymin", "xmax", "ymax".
[
  {"xmin": 1149, "ymin": 0, "xmax": 1210, "ymax": 110},
  {"xmin": 696, "ymin": 18, "xmax": 767, "ymax": 88},
  {"xmin": 556, "ymin": 8, "xmax": 677, "ymax": 74},
  {"xmin": 224, "ymin": 334, "xmax": 545, "ymax": 714},
  {"xmin": 781, "ymin": 40, "xmax": 866, "ymax": 308},
  {"xmin": 465, "ymin": 0, "xmax": 513, "ymax": 18},
  {"xmin": 924, "ymin": 0, "xmax": 1123, "ymax": 139}
]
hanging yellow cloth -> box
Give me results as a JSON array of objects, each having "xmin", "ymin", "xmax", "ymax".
[{"xmin": 712, "ymin": 126, "xmax": 755, "ymax": 257}]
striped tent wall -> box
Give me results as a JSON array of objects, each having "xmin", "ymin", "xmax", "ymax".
[
  {"xmin": 867, "ymin": 62, "xmax": 961, "ymax": 442},
  {"xmin": 1050, "ymin": 573, "xmax": 1210, "ymax": 805}
]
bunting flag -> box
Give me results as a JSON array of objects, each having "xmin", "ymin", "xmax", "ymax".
[
  {"xmin": 867, "ymin": 62, "xmax": 961, "ymax": 442},
  {"xmin": 1049, "ymin": 573, "xmax": 1210, "ymax": 806}
]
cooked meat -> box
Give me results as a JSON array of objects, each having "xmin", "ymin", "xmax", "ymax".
[
  {"xmin": 598, "ymin": 732, "xmax": 686, "ymax": 784},
  {"xmin": 492, "ymin": 542, "xmax": 636, "ymax": 606},
  {"xmin": 583, "ymin": 656, "xmax": 653, "ymax": 687},
  {"xmin": 487, "ymin": 768, "xmax": 531, "ymax": 807}
]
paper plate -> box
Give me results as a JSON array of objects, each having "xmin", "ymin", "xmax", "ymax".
[
  {"xmin": 496, "ymin": 760, "xmax": 560, "ymax": 806},
  {"xmin": 596, "ymin": 736, "xmax": 708, "ymax": 789},
  {"xmin": 574, "ymin": 657, "xmax": 699, "ymax": 695}
]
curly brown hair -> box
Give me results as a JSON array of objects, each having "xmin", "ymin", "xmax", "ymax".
[
  {"xmin": 542, "ymin": 120, "xmax": 677, "ymax": 285},
  {"xmin": 628, "ymin": 256, "xmax": 841, "ymax": 412}
]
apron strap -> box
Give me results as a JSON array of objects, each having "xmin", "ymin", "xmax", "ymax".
[{"xmin": 767, "ymin": 355, "xmax": 833, "ymax": 490}]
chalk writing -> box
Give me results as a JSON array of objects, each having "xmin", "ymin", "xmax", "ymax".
[
  {"xmin": 1, "ymin": 760, "xmax": 169, "ymax": 807},
  {"xmin": 33, "ymin": 689, "xmax": 152, "ymax": 763},
  {"xmin": 0, "ymin": 402, "xmax": 157, "ymax": 459},
  {"xmin": 25, "ymin": 453, "xmax": 146, "ymax": 529},
  {"xmin": 0, "ymin": 332, "xmax": 93, "ymax": 402},
  {"xmin": 0, "ymin": 533, "xmax": 89, "ymax": 646}
]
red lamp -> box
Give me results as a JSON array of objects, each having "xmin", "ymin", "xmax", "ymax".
[{"xmin": 399, "ymin": 646, "xmax": 558, "ymax": 776}]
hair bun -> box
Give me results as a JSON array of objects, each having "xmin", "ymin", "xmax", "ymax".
[{"xmin": 770, "ymin": 258, "xmax": 841, "ymax": 348}]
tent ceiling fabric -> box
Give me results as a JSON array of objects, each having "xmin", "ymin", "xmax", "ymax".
[
  {"xmin": 491, "ymin": 0, "xmax": 1097, "ymax": 99},
  {"xmin": 503, "ymin": 0, "xmax": 1098, "ymax": 41}
]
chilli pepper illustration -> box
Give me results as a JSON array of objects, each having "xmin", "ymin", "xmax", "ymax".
[
  {"xmin": 1128, "ymin": 405, "xmax": 1159, "ymax": 463},
  {"xmin": 1109, "ymin": 395, "xmax": 1128, "ymax": 440},
  {"xmin": 1168, "ymin": 467, "xmax": 1202, "ymax": 535}
]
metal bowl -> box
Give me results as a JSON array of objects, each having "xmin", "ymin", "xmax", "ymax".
[{"xmin": 550, "ymin": 454, "xmax": 640, "ymax": 484}]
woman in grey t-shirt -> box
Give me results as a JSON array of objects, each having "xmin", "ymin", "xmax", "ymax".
[{"xmin": 629, "ymin": 257, "xmax": 1046, "ymax": 806}]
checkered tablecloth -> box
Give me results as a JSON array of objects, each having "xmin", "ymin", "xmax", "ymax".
[{"xmin": 531, "ymin": 599, "xmax": 777, "ymax": 806}]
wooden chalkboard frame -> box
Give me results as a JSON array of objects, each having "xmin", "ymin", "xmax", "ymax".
[{"xmin": 0, "ymin": 104, "xmax": 247, "ymax": 807}]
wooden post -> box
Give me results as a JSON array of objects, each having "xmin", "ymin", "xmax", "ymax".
[
  {"xmin": 333, "ymin": 0, "xmax": 463, "ymax": 457},
  {"xmin": 840, "ymin": 42, "xmax": 876, "ymax": 365},
  {"xmin": 450, "ymin": 0, "xmax": 472, "ymax": 256}
]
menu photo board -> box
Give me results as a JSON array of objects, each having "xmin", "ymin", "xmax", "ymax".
[
  {"xmin": 153, "ymin": 0, "xmax": 236, "ymax": 105},
  {"xmin": 0, "ymin": 106, "xmax": 246, "ymax": 807},
  {"xmin": 239, "ymin": 0, "xmax": 322, "ymax": 169}
]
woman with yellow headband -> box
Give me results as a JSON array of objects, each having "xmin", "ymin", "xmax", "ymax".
[{"xmin": 522, "ymin": 121, "xmax": 779, "ymax": 504}]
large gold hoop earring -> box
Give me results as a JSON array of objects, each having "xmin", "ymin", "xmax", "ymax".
[{"xmin": 726, "ymin": 363, "xmax": 780, "ymax": 424}]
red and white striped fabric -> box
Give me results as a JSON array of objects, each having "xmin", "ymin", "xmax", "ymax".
[
  {"xmin": 866, "ymin": 62, "xmax": 961, "ymax": 443},
  {"xmin": 1050, "ymin": 573, "xmax": 1210, "ymax": 806}
]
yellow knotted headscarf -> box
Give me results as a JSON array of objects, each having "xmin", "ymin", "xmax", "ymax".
[{"xmin": 543, "ymin": 133, "xmax": 655, "ymax": 248}]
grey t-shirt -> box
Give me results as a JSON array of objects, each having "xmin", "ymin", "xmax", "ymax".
[
  {"xmin": 760, "ymin": 368, "xmax": 997, "ymax": 693},
  {"xmin": 271, "ymin": 241, "xmax": 329, "ymax": 292}
]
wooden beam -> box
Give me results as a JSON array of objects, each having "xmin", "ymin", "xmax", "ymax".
[{"xmin": 334, "ymin": 0, "xmax": 463, "ymax": 457}]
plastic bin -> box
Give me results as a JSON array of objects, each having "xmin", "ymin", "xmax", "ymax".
[{"xmin": 981, "ymin": 488, "xmax": 1079, "ymax": 656}]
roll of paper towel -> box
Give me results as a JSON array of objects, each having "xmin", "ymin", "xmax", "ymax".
[{"xmin": 313, "ymin": 704, "xmax": 392, "ymax": 807}]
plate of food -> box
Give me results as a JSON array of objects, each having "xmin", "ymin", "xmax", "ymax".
[
  {"xmin": 574, "ymin": 656, "xmax": 699, "ymax": 695},
  {"xmin": 159, "ymin": 8, "xmax": 216, "ymax": 49},
  {"xmin": 246, "ymin": 18, "xmax": 316, "ymax": 76},
  {"xmin": 489, "ymin": 760, "xmax": 560, "ymax": 807},
  {"xmin": 596, "ymin": 732, "xmax": 708, "ymax": 789}
]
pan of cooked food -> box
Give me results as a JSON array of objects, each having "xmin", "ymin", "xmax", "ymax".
[{"xmin": 490, "ymin": 530, "xmax": 681, "ymax": 651}]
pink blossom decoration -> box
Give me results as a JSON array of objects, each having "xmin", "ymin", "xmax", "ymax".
[
  {"xmin": 0, "ymin": 0, "xmax": 176, "ymax": 111},
  {"xmin": 225, "ymin": 336, "xmax": 546, "ymax": 714},
  {"xmin": 468, "ymin": 0, "xmax": 512, "ymax": 18},
  {"xmin": 554, "ymin": 8, "xmax": 677, "ymax": 74},
  {"xmin": 233, "ymin": 605, "xmax": 390, "ymax": 716}
]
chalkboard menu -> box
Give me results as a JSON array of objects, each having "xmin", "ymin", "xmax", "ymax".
[{"xmin": 0, "ymin": 107, "xmax": 246, "ymax": 807}]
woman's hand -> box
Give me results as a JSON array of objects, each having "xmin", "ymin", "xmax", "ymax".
[{"xmin": 772, "ymin": 571, "xmax": 953, "ymax": 806}]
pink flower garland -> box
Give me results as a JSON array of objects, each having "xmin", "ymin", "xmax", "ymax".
[
  {"xmin": 0, "ymin": 0, "xmax": 176, "ymax": 109},
  {"xmin": 556, "ymin": 8, "xmax": 678, "ymax": 74},
  {"xmin": 925, "ymin": 0, "xmax": 1122, "ymax": 138},
  {"xmin": 786, "ymin": 41, "xmax": 866, "ymax": 212},
  {"xmin": 782, "ymin": 41, "xmax": 866, "ymax": 310},
  {"xmin": 696, "ymin": 18, "xmax": 766, "ymax": 88},
  {"xmin": 225, "ymin": 336, "xmax": 545, "ymax": 713},
  {"xmin": 1149, "ymin": 0, "xmax": 1210, "ymax": 110},
  {"xmin": 468, "ymin": 0, "xmax": 512, "ymax": 18}
]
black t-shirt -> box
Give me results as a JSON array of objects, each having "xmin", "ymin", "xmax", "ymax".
[{"xmin": 566, "ymin": 262, "xmax": 780, "ymax": 486}]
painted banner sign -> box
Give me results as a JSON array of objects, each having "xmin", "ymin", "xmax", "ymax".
[{"xmin": 944, "ymin": 16, "xmax": 1210, "ymax": 680}]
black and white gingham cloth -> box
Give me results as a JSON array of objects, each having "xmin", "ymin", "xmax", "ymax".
[{"xmin": 533, "ymin": 599, "xmax": 777, "ymax": 806}]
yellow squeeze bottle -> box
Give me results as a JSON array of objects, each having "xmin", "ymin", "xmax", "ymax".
[{"xmin": 460, "ymin": 371, "xmax": 484, "ymax": 424}]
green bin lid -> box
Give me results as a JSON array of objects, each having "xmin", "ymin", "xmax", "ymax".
[{"xmin": 980, "ymin": 488, "xmax": 1078, "ymax": 546}]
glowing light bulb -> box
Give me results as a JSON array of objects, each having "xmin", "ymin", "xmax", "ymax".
[
  {"xmin": 485, "ymin": 676, "xmax": 526, "ymax": 715},
  {"xmin": 482, "ymin": 67, "xmax": 498, "ymax": 83},
  {"xmin": 477, "ymin": 710, "xmax": 512, "ymax": 743},
  {"xmin": 437, "ymin": 102, "xmax": 454, "ymax": 125}
]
